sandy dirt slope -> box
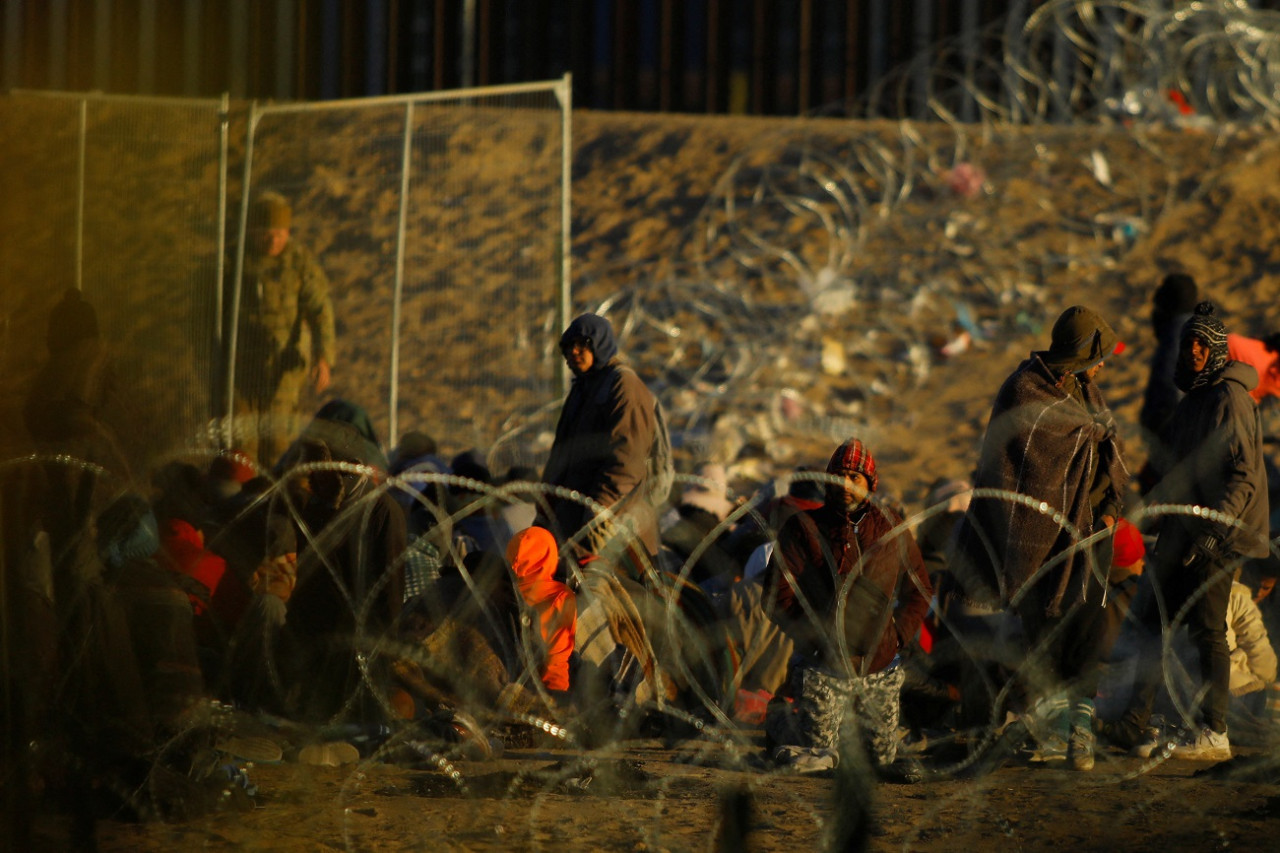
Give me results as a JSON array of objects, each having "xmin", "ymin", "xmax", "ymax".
[{"xmin": 8, "ymin": 103, "xmax": 1280, "ymax": 851}]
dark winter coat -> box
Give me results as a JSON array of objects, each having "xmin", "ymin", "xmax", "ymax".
[
  {"xmin": 1140, "ymin": 310, "xmax": 1192, "ymax": 439},
  {"xmin": 769, "ymin": 501, "xmax": 931, "ymax": 675},
  {"xmin": 1149, "ymin": 360, "xmax": 1270, "ymax": 561},
  {"xmin": 541, "ymin": 321, "xmax": 658, "ymax": 556},
  {"xmin": 287, "ymin": 481, "xmax": 407, "ymax": 638}
]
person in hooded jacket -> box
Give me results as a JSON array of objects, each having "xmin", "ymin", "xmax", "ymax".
[
  {"xmin": 949, "ymin": 305, "xmax": 1129, "ymax": 771},
  {"xmin": 1227, "ymin": 332, "xmax": 1280, "ymax": 405},
  {"xmin": 506, "ymin": 526, "xmax": 577, "ymax": 699},
  {"xmin": 539, "ymin": 313, "xmax": 658, "ymax": 574},
  {"xmin": 764, "ymin": 438, "xmax": 931, "ymax": 771},
  {"xmin": 1106, "ymin": 302, "xmax": 1270, "ymax": 761}
]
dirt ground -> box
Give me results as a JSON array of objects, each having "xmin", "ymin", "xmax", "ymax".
[
  {"xmin": 8, "ymin": 103, "xmax": 1280, "ymax": 850},
  {"xmin": 55, "ymin": 728, "xmax": 1280, "ymax": 852}
]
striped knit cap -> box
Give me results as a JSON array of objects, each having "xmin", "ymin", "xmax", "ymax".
[
  {"xmin": 826, "ymin": 437, "xmax": 878, "ymax": 492},
  {"xmin": 1178, "ymin": 301, "xmax": 1230, "ymax": 391}
]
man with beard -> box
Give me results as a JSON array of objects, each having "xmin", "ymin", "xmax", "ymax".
[
  {"xmin": 1106, "ymin": 302, "xmax": 1269, "ymax": 760},
  {"xmin": 764, "ymin": 437, "xmax": 931, "ymax": 772}
]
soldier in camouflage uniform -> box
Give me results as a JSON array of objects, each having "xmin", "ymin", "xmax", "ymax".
[
  {"xmin": 232, "ymin": 192, "xmax": 336, "ymax": 468},
  {"xmin": 764, "ymin": 438, "xmax": 931, "ymax": 771}
]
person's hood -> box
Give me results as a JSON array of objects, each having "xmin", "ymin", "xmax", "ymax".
[
  {"xmin": 506, "ymin": 526, "xmax": 560, "ymax": 603},
  {"xmin": 293, "ymin": 412, "xmax": 388, "ymax": 471},
  {"xmin": 560, "ymin": 313, "xmax": 618, "ymax": 370},
  {"xmin": 1223, "ymin": 359, "xmax": 1260, "ymax": 393},
  {"xmin": 314, "ymin": 399, "xmax": 381, "ymax": 450},
  {"xmin": 162, "ymin": 517, "xmax": 204, "ymax": 554}
]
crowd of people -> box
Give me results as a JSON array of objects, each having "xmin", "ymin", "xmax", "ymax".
[{"xmin": 7, "ymin": 267, "xmax": 1280, "ymax": 828}]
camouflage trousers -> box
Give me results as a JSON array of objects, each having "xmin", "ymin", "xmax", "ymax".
[
  {"xmin": 232, "ymin": 367, "xmax": 309, "ymax": 468},
  {"xmin": 766, "ymin": 658, "xmax": 905, "ymax": 768}
]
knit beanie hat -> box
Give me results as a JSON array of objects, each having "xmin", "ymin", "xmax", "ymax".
[
  {"xmin": 1176, "ymin": 301, "xmax": 1230, "ymax": 392},
  {"xmin": 1041, "ymin": 305, "xmax": 1122, "ymax": 375},
  {"xmin": 1111, "ymin": 519, "xmax": 1146, "ymax": 570},
  {"xmin": 826, "ymin": 437, "xmax": 878, "ymax": 492}
]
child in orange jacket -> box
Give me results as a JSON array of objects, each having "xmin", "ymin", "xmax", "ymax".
[{"xmin": 506, "ymin": 527, "xmax": 577, "ymax": 694}]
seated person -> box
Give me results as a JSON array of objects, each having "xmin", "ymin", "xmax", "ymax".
[
  {"xmin": 764, "ymin": 438, "xmax": 931, "ymax": 771},
  {"xmin": 661, "ymin": 463, "xmax": 742, "ymax": 606},
  {"xmin": 507, "ymin": 527, "xmax": 577, "ymax": 702}
]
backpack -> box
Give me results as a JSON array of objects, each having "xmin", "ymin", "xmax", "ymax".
[{"xmin": 597, "ymin": 365, "xmax": 675, "ymax": 510}]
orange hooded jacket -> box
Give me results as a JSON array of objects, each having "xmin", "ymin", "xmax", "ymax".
[
  {"xmin": 1228, "ymin": 334, "xmax": 1280, "ymax": 404},
  {"xmin": 506, "ymin": 526, "xmax": 577, "ymax": 692}
]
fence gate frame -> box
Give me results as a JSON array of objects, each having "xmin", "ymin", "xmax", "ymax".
[{"xmin": 225, "ymin": 73, "xmax": 573, "ymax": 449}]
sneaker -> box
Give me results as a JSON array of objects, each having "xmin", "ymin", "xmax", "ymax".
[
  {"xmin": 1068, "ymin": 724, "xmax": 1095, "ymax": 771},
  {"xmin": 1173, "ymin": 727, "xmax": 1231, "ymax": 762},
  {"xmin": 1028, "ymin": 734, "xmax": 1068, "ymax": 763}
]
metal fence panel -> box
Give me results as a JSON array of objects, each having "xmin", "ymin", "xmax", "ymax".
[
  {"xmin": 231, "ymin": 79, "xmax": 570, "ymax": 468},
  {"xmin": 0, "ymin": 91, "xmax": 228, "ymax": 473}
]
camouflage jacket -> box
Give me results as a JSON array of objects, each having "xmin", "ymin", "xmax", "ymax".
[{"xmin": 238, "ymin": 241, "xmax": 336, "ymax": 372}]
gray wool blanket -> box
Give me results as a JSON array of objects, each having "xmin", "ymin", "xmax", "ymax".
[{"xmin": 952, "ymin": 355, "xmax": 1129, "ymax": 617}]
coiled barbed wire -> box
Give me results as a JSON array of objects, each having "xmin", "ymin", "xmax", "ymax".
[{"xmin": 560, "ymin": 0, "xmax": 1273, "ymax": 487}]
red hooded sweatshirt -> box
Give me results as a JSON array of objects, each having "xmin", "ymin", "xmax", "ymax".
[
  {"xmin": 159, "ymin": 518, "xmax": 249, "ymax": 630},
  {"xmin": 506, "ymin": 526, "xmax": 576, "ymax": 692},
  {"xmin": 1228, "ymin": 334, "xmax": 1280, "ymax": 404}
]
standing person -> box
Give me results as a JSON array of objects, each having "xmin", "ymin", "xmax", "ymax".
[
  {"xmin": 950, "ymin": 305, "xmax": 1129, "ymax": 771},
  {"xmin": 764, "ymin": 437, "xmax": 932, "ymax": 772},
  {"xmin": 1138, "ymin": 273, "xmax": 1199, "ymax": 492},
  {"xmin": 539, "ymin": 313, "xmax": 659, "ymax": 575},
  {"xmin": 1106, "ymin": 302, "xmax": 1270, "ymax": 760},
  {"xmin": 231, "ymin": 190, "xmax": 336, "ymax": 468}
]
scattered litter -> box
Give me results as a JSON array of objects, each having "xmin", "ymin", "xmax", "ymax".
[
  {"xmin": 820, "ymin": 338, "xmax": 847, "ymax": 375},
  {"xmin": 944, "ymin": 162, "xmax": 986, "ymax": 199},
  {"xmin": 778, "ymin": 390, "xmax": 805, "ymax": 422},
  {"xmin": 1089, "ymin": 150, "xmax": 1112, "ymax": 187},
  {"xmin": 937, "ymin": 330, "xmax": 972, "ymax": 359},
  {"xmin": 773, "ymin": 746, "xmax": 838, "ymax": 773}
]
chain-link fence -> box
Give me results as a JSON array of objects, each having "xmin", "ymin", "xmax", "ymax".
[
  {"xmin": 226, "ymin": 77, "xmax": 572, "ymax": 467},
  {"xmin": 0, "ymin": 90, "xmax": 230, "ymax": 474}
]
